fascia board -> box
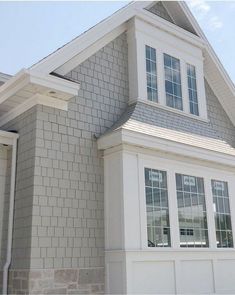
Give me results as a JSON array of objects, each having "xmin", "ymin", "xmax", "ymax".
[
  {"xmin": 55, "ymin": 23, "xmax": 127, "ymax": 76},
  {"xmin": 30, "ymin": 2, "xmax": 144, "ymax": 74},
  {"xmin": 0, "ymin": 70, "xmax": 80, "ymax": 107},
  {"xmin": 0, "ymin": 130, "xmax": 19, "ymax": 146},
  {"xmin": 29, "ymin": 71, "xmax": 80, "ymax": 97},
  {"xmin": 0, "ymin": 73, "xmax": 12, "ymax": 83},
  {"xmin": 97, "ymin": 128, "xmax": 235, "ymax": 168},
  {"xmin": 0, "ymin": 94, "xmax": 68, "ymax": 128},
  {"xmin": 0, "ymin": 70, "xmax": 30, "ymax": 105}
]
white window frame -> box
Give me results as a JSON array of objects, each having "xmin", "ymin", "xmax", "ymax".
[
  {"xmin": 127, "ymin": 17, "xmax": 208, "ymax": 121},
  {"xmin": 138, "ymin": 155, "xmax": 235, "ymax": 251}
]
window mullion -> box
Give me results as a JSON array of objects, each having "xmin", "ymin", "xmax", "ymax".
[
  {"xmin": 224, "ymin": 180, "xmax": 235, "ymax": 248},
  {"xmin": 181, "ymin": 60, "xmax": 189, "ymax": 113},
  {"xmin": 204, "ymin": 179, "xmax": 217, "ymax": 249},
  {"xmin": 168, "ymin": 171, "xmax": 180, "ymax": 248},
  {"xmin": 157, "ymin": 48, "xmax": 165, "ymax": 106}
]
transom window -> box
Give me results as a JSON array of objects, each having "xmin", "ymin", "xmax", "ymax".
[
  {"xmin": 176, "ymin": 174, "xmax": 209, "ymax": 248},
  {"xmin": 145, "ymin": 168, "xmax": 171, "ymax": 247},
  {"xmin": 164, "ymin": 53, "xmax": 183, "ymax": 111},
  {"xmin": 212, "ymin": 180, "xmax": 233, "ymax": 248},
  {"xmin": 187, "ymin": 64, "xmax": 199, "ymax": 116},
  {"xmin": 145, "ymin": 45, "xmax": 158, "ymax": 102}
]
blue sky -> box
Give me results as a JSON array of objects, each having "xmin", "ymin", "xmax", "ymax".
[{"xmin": 0, "ymin": 1, "xmax": 234, "ymax": 83}]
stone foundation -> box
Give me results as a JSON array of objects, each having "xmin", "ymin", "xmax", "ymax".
[{"xmin": 0, "ymin": 267, "xmax": 104, "ymax": 294}]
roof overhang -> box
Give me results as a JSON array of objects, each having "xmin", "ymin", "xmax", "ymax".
[
  {"xmin": 0, "ymin": 69, "xmax": 80, "ymax": 127},
  {"xmin": 97, "ymin": 126, "xmax": 235, "ymax": 169},
  {"xmin": 0, "ymin": 130, "xmax": 18, "ymax": 146}
]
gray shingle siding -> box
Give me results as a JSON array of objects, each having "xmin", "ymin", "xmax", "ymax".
[
  {"xmin": 106, "ymin": 80, "xmax": 235, "ymax": 149},
  {"xmin": 2, "ymin": 107, "xmax": 37, "ymax": 269},
  {"xmin": 1, "ymin": 32, "xmax": 129, "ymax": 272}
]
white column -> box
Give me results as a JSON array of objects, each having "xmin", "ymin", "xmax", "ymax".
[
  {"xmin": 204, "ymin": 178, "xmax": 217, "ymax": 249},
  {"xmin": 127, "ymin": 19, "xmax": 147, "ymax": 103},
  {"xmin": 168, "ymin": 170, "xmax": 180, "ymax": 248}
]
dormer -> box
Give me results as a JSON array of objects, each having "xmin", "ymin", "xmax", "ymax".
[{"xmin": 127, "ymin": 3, "xmax": 208, "ymax": 120}]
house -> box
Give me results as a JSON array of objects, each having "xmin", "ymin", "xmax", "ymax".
[{"xmin": 0, "ymin": 1, "xmax": 235, "ymax": 294}]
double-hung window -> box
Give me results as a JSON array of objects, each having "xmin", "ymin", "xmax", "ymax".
[
  {"xmin": 176, "ymin": 174, "xmax": 209, "ymax": 248},
  {"xmin": 146, "ymin": 45, "xmax": 158, "ymax": 102},
  {"xmin": 164, "ymin": 54, "xmax": 183, "ymax": 111},
  {"xmin": 187, "ymin": 64, "xmax": 199, "ymax": 116},
  {"xmin": 212, "ymin": 180, "xmax": 233, "ymax": 248},
  {"xmin": 145, "ymin": 168, "xmax": 171, "ymax": 247}
]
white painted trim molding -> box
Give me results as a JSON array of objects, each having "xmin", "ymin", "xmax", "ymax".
[
  {"xmin": 0, "ymin": 69, "xmax": 80, "ymax": 106},
  {"xmin": 0, "ymin": 94, "xmax": 68, "ymax": 127},
  {"xmin": 1, "ymin": 131, "xmax": 18, "ymax": 295},
  {"xmin": 97, "ymin": 128, "xmax": 235, "ymax": 168}
]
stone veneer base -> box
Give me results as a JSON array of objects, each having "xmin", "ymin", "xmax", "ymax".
[{"xmin": 0, "ymin": 267, "xmax": 104, "ymax": 295}]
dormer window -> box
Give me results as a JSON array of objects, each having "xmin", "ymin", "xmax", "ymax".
[
  {"xmin": 187, "ymin": 64, "xmax": 199, "ymax": 116},
  {"xmin": 164, "ymin": 54, "xmax": 183, "ymax": 111},
  {"xmin": 145, "ymin": 45, "xmax": 158, "ymax": 102}
]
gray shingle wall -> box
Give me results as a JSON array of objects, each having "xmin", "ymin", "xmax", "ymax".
[
  {"xmin": 106, "ymin": 80, "xmax": 235, "ymax": 149},
  {"xmin": 205, "ymin": 80, "xmax": 235, "ymax": 147},
  {"xmin": 28, "ymin": 32, "xmax": 129, "ymax": 269},
  {"xmin": 2, "ymin": 107, "xmax": 37, "ymax": 269}
]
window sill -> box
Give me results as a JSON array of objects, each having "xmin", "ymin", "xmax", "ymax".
[
  {"xmin": 105, "ymin": 248, "xmax": 235, "ymax": 253},
  {"xmin": 129, "ymin": 98, "xmax": 210, "ymax": 123}
]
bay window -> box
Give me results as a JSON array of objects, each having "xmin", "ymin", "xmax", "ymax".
[{"xmin": 144, "ymin": 166, "xmax": 234, "ymax": 249}]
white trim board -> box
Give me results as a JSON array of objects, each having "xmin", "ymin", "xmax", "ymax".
[
  {"xmin": 97, "ymin": 128, "xmax": 235, "ymax": 169},
  {"xmin": 0, "ymin": 130, "xmax": 19, "ymax": 146},
  {"xmin": 0, "ymin": 94, "xmax": 68, "ymax": 128}
]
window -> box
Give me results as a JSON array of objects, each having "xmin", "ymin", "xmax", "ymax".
[
  {"xmin": 145, "ymin": 168, "xmax": 171, "ymax": 247},
  {"xmin": 187, "ymin": 64, "xmax": 199, "ymax": 116},
  {"xmin": 176, "ymin": 174, "xmax": 209, "ymax": 247},
  {"xmin": 164, "ymin": 54, "xmax": 183, "ymax": 110},
  {"xmin": 146, "ymin": 45, "xmax": 158, "ymax": 102},
  {"xmin": 212, "ymin": 180, "xmax": 233, "ymax": 248}
]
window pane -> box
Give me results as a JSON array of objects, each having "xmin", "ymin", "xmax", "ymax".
[
  {"xmin": 176, "ymin": 173, "xmax": 209, "ymax": 248},
  {"xmin": 164, "ymin": 53, "xmax": 182, "ymax": 111},
  {"xmin": 146, "ymin": 45, "xmax": 158, "ymax": 102},
  {"xmin": 187, "ymin": 64, "xmax": 199, "ymax": 116},
  {"xmin": 212, "ymin": 180, "xmax": 233, "ymax": 248},
  {"xmin": 145, "ymin": 168, "xmax": 171, "ymax": 247}
]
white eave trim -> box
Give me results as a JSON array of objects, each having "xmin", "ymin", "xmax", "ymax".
[
  {"xmin": 56, "ymin": 23, "xmax": 127, "ymax": 76},
  {"xmin": 97, "ymin": 129, "xmax": 235, "ymax": 168},
  {"xmin": 0, "ymin": 94, "xmax": 68, "ymax": 128},
  {"xmin": 0, "ymin": 130, "xmax": 19, "ymax": 146},
  {"xmin": 29, "ymin": 70, "xmax": 80, "ymax": 97},
  {"xmin": 0, "ymin": 72, "xmax": 11, "ymax": 83},
  {"xmin": 0, "ymin": 69, "xmax": 80, "ymax": 105}
]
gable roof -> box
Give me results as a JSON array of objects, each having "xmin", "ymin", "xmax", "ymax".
[
  {"xmin": 0, "ymin": 1, "xmax": 235, "ymax": 128},
  {"xmin": 29, "ymin": 1, "xmax": 235, "ymax": 124}
]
